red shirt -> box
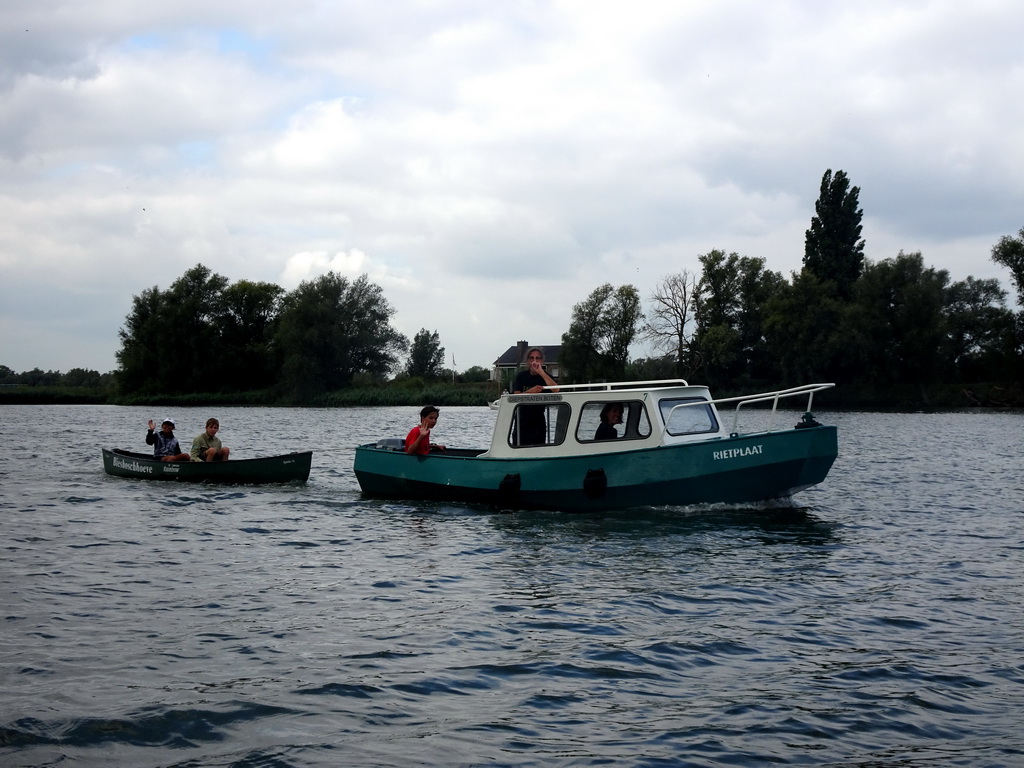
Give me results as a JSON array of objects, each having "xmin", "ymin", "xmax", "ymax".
[{"xmin": 405, "ymin": 426, "xmax": 429, "ymax": 454}]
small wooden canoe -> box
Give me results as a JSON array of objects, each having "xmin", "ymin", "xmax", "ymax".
[{"xmin": 102, "ymin": 448, "xmax": 312, "ymax": 484}]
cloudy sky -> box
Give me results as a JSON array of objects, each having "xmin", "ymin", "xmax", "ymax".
[{"xmin": 2, "ymin": 0, "xmax": 1022, "ymax": 375}]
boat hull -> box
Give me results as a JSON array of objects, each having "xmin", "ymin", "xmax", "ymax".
[
  {"xmin": 354, "ymin": 426, "xmax": 837, "ymax": 511},
  {"xmin": 102, "ymin": 449, "xmax": 312, "ymax": 484}
]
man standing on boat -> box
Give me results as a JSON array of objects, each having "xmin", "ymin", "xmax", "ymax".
[
  {"xmin": 145, "ymin": 418, "xmax": 191, "ymax": 462},
  {"xmin": 512, "ymin": 347, "xmax": 559, "ymax": 445}
]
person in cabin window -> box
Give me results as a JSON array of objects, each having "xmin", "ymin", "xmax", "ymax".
[
  {"xmin": 405, "ymin": 405, "xmax": 446, "ymax": 454},
  {"xmin": 595, "ymin": 403, "xmax": 623, "ymax": 440},
  {"xmin": 512, "ymin": 347, "xmax": 560, "ymax": 446},
  {"xmin": 145, "ymin": 418, "xmax": 191, "ymax": 462},
  {"xmin": 190, "ymin": 418, "xmax": 231, "ymax": 462}
]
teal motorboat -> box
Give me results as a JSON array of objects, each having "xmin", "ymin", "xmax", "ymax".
[{"xmin": 353, "ymin": 380, "xmax": 838, "ymax": 511}]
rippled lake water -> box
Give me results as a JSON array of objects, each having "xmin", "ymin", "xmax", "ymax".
[{"xmin": 2, "ymin": 404, "xmax": 1023, "ymax": 767}]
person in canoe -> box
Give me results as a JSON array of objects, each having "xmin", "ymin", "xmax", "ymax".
[
  {"xmin": 190, "ymin": 417, "xmax": 231, "ymax": 462},
  {"xmin": 405, "ymin": 405, "xmax": 446, "ymax": 454},
  {"xmin": 512, "ymin": 347, "xmax": 559, "ymax": 445},
  {"xmin": 145, "ymin": 418, "xmax": 191, "ymax": 462}
]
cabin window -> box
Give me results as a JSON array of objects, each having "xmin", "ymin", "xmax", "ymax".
[
  {"xmin": 508, "ymin": 402, "xmax": 571, "ymax": 448},
  {"xmin": 659, "ymin": 397, "xmax": 718, "ymax": 436},
  {"xmin": 575, "ymin": 401, "xmax": 651, "ymax": 443}
]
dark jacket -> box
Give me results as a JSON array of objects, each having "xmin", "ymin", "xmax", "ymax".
[{"xmin": 146, "ymin": 429, "xmax": 183, "ymax": 458}]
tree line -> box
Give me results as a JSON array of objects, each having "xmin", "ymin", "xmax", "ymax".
[
  {"xmin": 5, "ymin": 168, "xmax": 1023, "ymax": 407},
  {"xmin": 0, "ymin": 366, "xmax": 115, "ymax": 389},
  {"xmin": 113, "ymin": 268, "xmax": 488, "ymax": 403}
]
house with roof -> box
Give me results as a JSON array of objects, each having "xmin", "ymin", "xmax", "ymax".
[{"xmin": 491, "ymin": 340, "xmax": 562, "ymax": 383}]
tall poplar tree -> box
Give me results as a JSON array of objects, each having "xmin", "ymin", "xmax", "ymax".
[{"xmin": 804, "ymin": 169, "xmax": 865, "ymax": 299}]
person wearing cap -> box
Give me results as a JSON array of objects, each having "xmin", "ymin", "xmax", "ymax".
[
  {"xmin": 145, "ymin": 418, "xmax": 191, "ymax": 462},
  {"xmin": 190, "ymin": 417, "xmax": 231, "ymax": 462},
  {"xmin": 404, "ymin": 405, "xmax": 446, "ymax": 454}
]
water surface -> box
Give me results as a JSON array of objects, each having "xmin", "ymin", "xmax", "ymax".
[{"xmin": 2, "ymin": 405, "xmax": 1023, "ymax": 767}]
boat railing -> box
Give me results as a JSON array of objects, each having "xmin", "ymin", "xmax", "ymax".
[
  {"xmin": 664, "ymin": 383, "xmax": 835, "ymax": 435},
  {"xmin": 720, "ymin": 383, "xmax": 835, "ymax": 434},
  {"xmin": 531, "ymin": 378, "xmax": 690, "ymax": 393}
]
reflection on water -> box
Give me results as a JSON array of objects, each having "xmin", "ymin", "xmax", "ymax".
[
  {"xmin": 486, "ymin": 503, "xmax": 838, "ymax": 545},
  {"xmin": 2, "ymin": 405, "xmax": 1024, "ymax": 767}
]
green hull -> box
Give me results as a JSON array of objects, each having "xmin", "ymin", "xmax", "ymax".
[
  {"xmin": 354, "ymin": 426, "xmax": 837, "ymax": 511},
  {"xmin": 103, "ymin": 449, "xmax": 312, "ymax": 484}
]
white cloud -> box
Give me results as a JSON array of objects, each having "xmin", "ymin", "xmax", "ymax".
[{"xmin": 281, "ymin": 248, "xmax": 370, "ymax": 287}]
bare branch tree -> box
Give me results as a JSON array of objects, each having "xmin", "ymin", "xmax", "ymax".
[{"xmin": 644, "ymin": 270, "xmax": 696, "ymax": 376}]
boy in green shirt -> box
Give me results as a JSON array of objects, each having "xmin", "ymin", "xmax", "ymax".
[{"xmin": 191, "ymin": 417, "xmax": 231, "ymax": 462}]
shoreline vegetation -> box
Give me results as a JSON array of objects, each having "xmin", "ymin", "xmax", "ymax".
[
  {"xmin": 0, "ymin": 383, "xmax": 497, "ymax": 408},
  {"xmin": 2, "ymin": 381, "xmax": 1021, "ymax": 411}
]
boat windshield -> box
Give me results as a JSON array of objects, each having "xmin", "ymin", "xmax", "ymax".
[{"xmin": 659, "ymin": 397, "xmax": 719, "ymax": 436}]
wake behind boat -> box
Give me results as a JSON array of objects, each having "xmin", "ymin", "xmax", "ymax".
[
  {"xmin": 354, "ymin": 379, "xmax": 838, "ymax": 512},
  {"xmin": 103, "ymin": 448, "xmax": 312, "ymax": 484}
]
